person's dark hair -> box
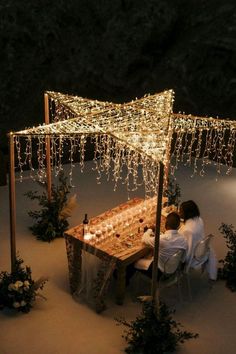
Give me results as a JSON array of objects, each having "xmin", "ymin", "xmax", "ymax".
[
  {"xmin": 180, "ymin": 200, "xmax": 200, "ymax": 222},
  {"xmin": 165, "ymin": 212, "xmax": 180, "ymax": 230}
]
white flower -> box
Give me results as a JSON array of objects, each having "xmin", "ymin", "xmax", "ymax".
[
  {"xmin": 15, "ymin": 280, "xmax": 23, "ymax": 288},
  {"xmin": 20, "ymin": 300, "xmax": 27, "ymax": 307},
  {"xmin": 13, "ymin": 302, "xmax": 20, "ymax": 308},
  {"xmin": 8, "ymin": 283, "xmax": 15, "ymax": 291},
  {"xmin": 23, "ymin": 280, "xmax": 30, "ymax": 290}
]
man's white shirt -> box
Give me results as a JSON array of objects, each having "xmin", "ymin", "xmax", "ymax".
[{"xmin": 135, "ymin": 229, "xmax": 187, "ymax": 272}]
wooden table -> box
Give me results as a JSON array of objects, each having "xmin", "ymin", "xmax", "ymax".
[{"xmin": 64, "ymin": 198, "xmax": 165, "ymax": 311}]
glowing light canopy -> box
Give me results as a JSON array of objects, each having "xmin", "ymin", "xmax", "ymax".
[{"xmin": 13, "ymin": 90, "xmax": 236, "ymax": 195}]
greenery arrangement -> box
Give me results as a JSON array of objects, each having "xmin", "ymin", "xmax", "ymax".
[
  {"xmin": 116, "ymin": 299, "xmax": 198, "ymax": 354},
  {"xmin": 163, "ymin": 176, "xmax": 181, "ymax": 207},
  {"xmin": 25, "ymin": 173, "xmax": 77, "ymax": 242},
  {"xmin": 218, "ymin": 223, "xmax": 236, "ymax": 291},
  {"xmin": 0, "ymin": 256, "xmax": 47, "ymax": 313}
]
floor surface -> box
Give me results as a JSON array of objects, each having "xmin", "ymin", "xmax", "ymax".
[{"xmin": 0, "ymin": 161, "xmax": 236, "ymax": 354}]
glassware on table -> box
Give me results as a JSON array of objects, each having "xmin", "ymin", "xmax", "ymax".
[
  {"xmin": 141, "ymin": 205, "xmax": 147, "ymax": 214},
  {"xmin": 138, "ymin": 217, "xmax": 144, "ymax": 234},
  {"xmin": 89, "ymin": 227, "xmax": 98, "ymax": 245},
  {"xmin": 113, "ymin": 215, "xmax": 122, "ymax": 237},
  {"xmin": 123, "ymin": 209, "xmax": 132, "ymax": 233},
  {"xmin": 100, "ymin": 223, "xmax": 108, "ymax": 242},
  {"xmin": 90, "ymin": 227, "xmax": 96, "ymax": 236},
  {"xmin": 116, "ymin": 214, "xmax": 123, "ymax": 228},
  {"xmin": 95, "ymin": 229, "xmax": 102, "ymax": 244},
  {"xmin": 106, "ymin": 223, "xmax": 114, "ymax": 239},
  {"xmin": 121, "ymin": 210, "xmax": 130, "ymax": 234},
  {"xmin": 112, "ymin": 214, "xmax": 118, "ymax": 224}
]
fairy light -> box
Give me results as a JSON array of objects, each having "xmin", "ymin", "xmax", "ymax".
[
  {"xmin": 36, "ymin": 136, "xmax": 46, "ymax": 182},
  {"xmin": 92, "ymin": 135, "xmax": 102, "ymax": 184},
  {"xmin": 225, "ymin": 128, "xmax": 236, "ymax": 175},
  {"xmin": 15, "ymin": 136, "xmax": 24, "ymax": 181},
  {"xmin": 171, "ymin": 113, "xmax": 236, "ymax": 177},
  {"xmin": 68, "ymin": 137, "xmax": 75, "ymax": 187},
  {"xmin": 25, "ymin": 136, "xmax": 35, "ymax": 180},
  {"xmin": 47, "ymin": 91, "xmax": 117, "ymax": 122}
]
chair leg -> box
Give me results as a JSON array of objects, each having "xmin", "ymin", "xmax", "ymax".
[
  {"xmin": 159, "ymin": 272, "xmax": 183, "ymax": 303},
  {"xmin": 132, "ymin": 271, "xmax": 150, "ymax": 300}
]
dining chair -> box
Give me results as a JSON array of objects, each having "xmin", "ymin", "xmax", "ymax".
[
  {"xmin": 159, "ymin": 249, "xmax": 186, "ymax": 302},
  {"xmin": 185, "ymin": 233, "xmax": 214, "ymax": 300},
  {"xmin": 134, "ymin": 249, "xmax": 186, "ymax": 302}
]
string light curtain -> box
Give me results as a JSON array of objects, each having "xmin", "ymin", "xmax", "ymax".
[
  {"xmin": 12, "ymin": 90, "xmax": 236, "ymax": 195},
  {"xmin": 171, "ymin": 113, "xmax": 236, "ymax": 178}
]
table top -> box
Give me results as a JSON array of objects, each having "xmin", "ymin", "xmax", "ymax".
[{"xmin": 65, "ymin": 197, "xmax": 166, "ymax": 265}]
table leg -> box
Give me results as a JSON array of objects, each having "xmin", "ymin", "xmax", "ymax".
[
  {"xmin": 116, "ymin": 265, "xmax": 126, "ymax": 305},
  {"xmin": 65, "ymin": 236, "xmax": 82, "ymax": 294},
  {"xmin": 95, "ymin": 259, "xmax": 116, "ymax": 313}
]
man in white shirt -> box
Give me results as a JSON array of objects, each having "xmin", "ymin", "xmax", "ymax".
[{"xmin": 134, "ymin": 212, "xmax": 187, "ymax": 279}]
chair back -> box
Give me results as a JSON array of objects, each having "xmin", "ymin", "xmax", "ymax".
[
  {"xmin": 194, "ymin": 234, "xmax": 214, "ymax": 262},
  {"xmin": 164, "ymin": 249, "xmax": 185, "ymax": 274}
]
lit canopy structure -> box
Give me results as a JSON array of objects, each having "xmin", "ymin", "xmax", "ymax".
[
  {"xmin": 8, "ymin": 89, "xmax": 236, "ymax": 300},
  {"xmin": 15, "ymin": 90, "xmax": 174, "ymax": 165},
  {"xmin": 14, "ymin": 90, "xmax": 236, "ymax": 188}
]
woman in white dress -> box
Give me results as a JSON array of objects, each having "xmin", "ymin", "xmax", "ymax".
[{"xmin": 179, "ymin": 200, "xmax": 217, "ymax": 280}]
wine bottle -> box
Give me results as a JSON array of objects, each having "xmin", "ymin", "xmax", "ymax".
[{"xmin": 83, "ymin": 213, "xmax": 89, "ymax": 236}]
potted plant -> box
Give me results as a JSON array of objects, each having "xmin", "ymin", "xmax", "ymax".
[
  {"xmin": 163, "ymin": 177, "xmax": 181, "ymax": 208},
  {"xmin": 0, "ymin": 256, "xmax": 47, "ymax": 313},
  {"xmin": 218, "ymin": 223, "xmax": 236, "ymax": 291},
  {"xmin": 116, "ymin": 299, "xmax": 198, "ymax": 354},
  {"xmin": 25, "ymin": 173, "xmax": 77, "ymax": 242}
]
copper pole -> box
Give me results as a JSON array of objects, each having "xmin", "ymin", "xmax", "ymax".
[
  {"xmin": 151, "ymin": 161, "xmax": 164, "ymax": 303},
  {"xmin": 163, "ymin": 113, "xmax": 174, "ymax": 190},
  {"xmin": 44, "ymin": 92, "xmax": 52, "ymax": 201},
  {"xmin": 9, "ymin": 133, "xmax": 16, "ymax": 271}
]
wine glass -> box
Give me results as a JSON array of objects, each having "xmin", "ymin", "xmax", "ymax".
[
  {"xmin": 100, "ymin": 223, "xmax": 108, "ymax": 242},
  {"xmin": 95, "ymin": 229, "xmax": 102, "ymax": 244},
  {"xmin": 89, "ymin": 228, "xmax": 96, "ymax": 245},
  {"xmin": 138, "ymin": 217, "xmax": 144, "ymax": 234},
  {"xmin": 106, "ymin": 223, "xmax": 113, "ymax": 238}
]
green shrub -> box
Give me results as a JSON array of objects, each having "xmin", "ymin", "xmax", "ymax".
[
  {"xmin": 163, "ymin": 176, "xmax": 181, "ymax": 207},
  {"xmin": 25, "ymin": 173, "xmax": 76, "ymax": 242},
  {"xmin": 0, "ymin": 256, "xmax": 47, "ymax": 313},
  {"xmin": 219, "ymin": 223, "xmax": 236, "ymax": 291},
  {"xmin": 116, "ymin": 300, "xmax": 198, "ymax": 354}
]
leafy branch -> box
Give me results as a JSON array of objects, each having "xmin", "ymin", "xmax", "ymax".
[
  {"xmin": 25, "ymin": 173, "xmax": 77, "ymax": 242},
  {"xmin": 116, "ymin": 300, "xmax": 198, "ymax": 354},
  {"xmin": 218, "ymin": 223, "xmax": 236, "ymax": 291},
  {"xmin": 0, "ymin": 255, "xmax": 47, "ymax": 313},
  {"xmin": 163, "ymin": 176, "xmax": 181, "ymax": 207}
]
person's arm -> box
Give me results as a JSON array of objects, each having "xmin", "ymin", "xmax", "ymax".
[{"xmin": 141, "ymin": 229, "xmax": 155, "ymax": 247}]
